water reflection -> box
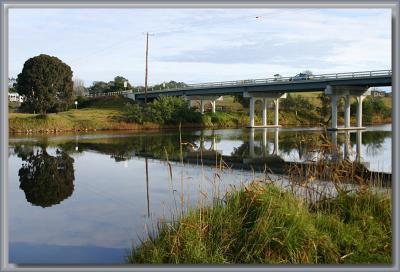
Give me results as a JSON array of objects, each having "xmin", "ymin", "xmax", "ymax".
[
  {"xmin": 10, "ymin": 127, "xmax": 390, "ymax": 211},
  {"xmin": 18, "ymin": 146, "xmax": 75, "ymax": 208},
  {"xmin": 10, "ymin": 126, "xmax": 392, "ymax": 175},
  {"xmin": 8, "ymin": 126, "xmax": 391, "ymax": 264}
]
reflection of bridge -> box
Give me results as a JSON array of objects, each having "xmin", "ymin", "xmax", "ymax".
[
  {"xmin": 127, "ymin": 70, "xmax": 391, "ymax": 130},
  {"xmin": 184, "ymin": 128, "xmax": 367, "ymax": 167}
]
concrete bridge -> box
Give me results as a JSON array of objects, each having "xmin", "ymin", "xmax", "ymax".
[{"xmin": 127, "ymin": 70, "xmax": 392, "ymax": 130}]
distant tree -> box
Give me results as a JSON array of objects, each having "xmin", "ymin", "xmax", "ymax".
[
  {"xmin": 16, "ymin": 54, "xmax": 74, "ymax": 114},
  {"xmin": 151, "ymin": 81, "xmax": 188, "ymax": 91},
  {"xmin": 109, "ymin": 76, "xmax": 132, "ymax": 92},
  {"xmin": 233, "ymin": 95, "xmax": 249, "ymax": 108},
  {"xmin": 302, "ymin": 70, "xmax": 314, "ymax": 76},
  {"xmin": 73, "ymin": 78, "xmax": 88, "ymax": 97},
  {"xmin": 18, "ymin": 148, "xmax": 75, "ymax": 208},
  {"xmin": 88, "ymin": 81, "xmax": 110, "ymax": 94},
  {"xmin": 317, "ymin": 93, "xmax": 331, "ymax": 123}
]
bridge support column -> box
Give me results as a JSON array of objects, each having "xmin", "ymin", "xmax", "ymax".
[
  {"xmin": 249, "ymin": 97, "xmax": 255, "ymax": 128},
  {"xmin": 274, "ymin": 98, "xmax": 279, "ymax": 127},
  {"xmin": 344, "ymin": 95, "xmax": 351, "ymax": 128},
  {"xmin": 262, "ymin": 98, "xmax": 268, "ymax": 126},
  {"xmin": 331, "ymin": 95, "xmax": 338, "ymax": 130},
  {"xmin": 325, "ymin": 85, "xmax": 369, "ymax": 130},
  {"xmin": 186, "ymin": 95, "xmax": 223, "ymax": 114},
  {"xmin": 356, "ymin": 95, "xmax": 365, "ymax": 128},
  {"xmin": 244, "ymin": 92, "xmax": 286, "ymax": 128}
]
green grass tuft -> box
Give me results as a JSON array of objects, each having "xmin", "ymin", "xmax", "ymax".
[{"xmin": 127, "ymin": 182, "xmax": 391, "ymax": 264}]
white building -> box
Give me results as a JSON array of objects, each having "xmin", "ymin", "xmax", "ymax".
[{"xmin": 8, "ymin": 92, "xmax": 23, "ymax": 103}]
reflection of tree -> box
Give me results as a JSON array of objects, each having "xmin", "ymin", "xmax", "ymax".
[
  {"xmin": 18, "ymin": 148, "xmax": 75, "ymax": 208},
  {"xmin": 13, "ymin": 144, "xmax": 34, "ymax": 160},
  {"xmin": 349, "ymin": 131, "xmax": 391, "ymax": 156}
]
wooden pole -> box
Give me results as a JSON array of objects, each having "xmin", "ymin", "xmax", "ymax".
[{"xmin": 144, "ymin": 32, "xmax": 149, "ymax": 105}]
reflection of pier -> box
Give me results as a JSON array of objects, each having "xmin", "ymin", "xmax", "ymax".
[
  {"xmin": 248, "ymin": 128, "xmax": 279, "ymax": 158},
  {"xmin": 330, "ymin": 130, "xmax": 369, "ymax": 168}
]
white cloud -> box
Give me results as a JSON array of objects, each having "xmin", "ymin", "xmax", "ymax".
[{"xmin": 9, "ymin": 8, "xmax": 391, "ymax": 86}]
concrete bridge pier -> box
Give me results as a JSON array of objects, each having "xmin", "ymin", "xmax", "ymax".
[
  {"xmin": 344, "ymin": 95, "xmax": 351, "ymax": 128},
  {"xmin": 244, "ymin": 92, "xmax": 286, "ymax": 128},
  {"xmin": 356, "ymin": 95, "xmax": 366, "ymax": 128},
  {"xmin": 186, "ymin": 95, "xmax": 223, "ymax": 114},
  {"xmin": 262, "ymin": 98, "xmax": 268, "ymax": 126},
  {"xmin": 325, "ymin": 85, "xmax": 370, "ymax": 130}
]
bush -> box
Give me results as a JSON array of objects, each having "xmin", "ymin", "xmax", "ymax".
[
  {"xmin": 125, "ymin": 103, "xmax": 144, "ymax": 124},
  {"xmin": 124, "ymin": 96, "xmax": 202, "ymax": 125},
  {"xmin": 351, "ymin": 97, "xmax": 391, "ymax": 123}
]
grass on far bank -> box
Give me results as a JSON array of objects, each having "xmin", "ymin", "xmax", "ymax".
[
  {"xmin": 127, "ymin": 181, "xmax": 391, "ymax": 264},
  {"xmin": 9, "ymin": 94, "xmax": 392, "ymax": 133},
  {"xmin": 9, "ymin": 96, "xmax": 250, "ymax": 133}
]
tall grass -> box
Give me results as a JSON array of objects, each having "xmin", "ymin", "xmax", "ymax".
[{"xmin": 126, "ymin": 130, "xmax": 392, "ymax": 264}]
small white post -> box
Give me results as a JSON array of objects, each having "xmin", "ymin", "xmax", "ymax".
[
  {"xmin": 249, "ymin": 97, "xmax": 255, "ymax": 127},
  {"xmin": 344, "ymin": 95, "xmax": 350, "ymax": 128},
  {"xmin": 274, "ymin": 98, "xmax": 279, "ymax": 127},
  {"xmin": 331, "ymin": 95, "xmax": 338, "ymax": 130},
  {"xmin": 262, "ymin": 98, "xmax": 267, "ymax": 126}
]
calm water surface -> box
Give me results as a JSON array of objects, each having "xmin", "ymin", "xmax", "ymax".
[{"xmin": 8, "ymin": 125, "xmax": 391, "ymax": 264}]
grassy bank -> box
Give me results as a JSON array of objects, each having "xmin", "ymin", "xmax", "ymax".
[
  {"xmin": 9, "ymin": 94, "xmax": 392, "ymax": 133},
  {"xmin": 127, "ymin": 182, "xmax": 391, "ymax": 264},
  {"xmin": 9, "ymin": 96, "xmax": 250, "ymax": 133}
]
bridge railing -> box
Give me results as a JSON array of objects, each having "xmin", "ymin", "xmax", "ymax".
[
  {"xmin": 85, "ymin": 90, "xmax": 133, "ymax": 98},
  {"xmin": 144, "ymin": 69, "xmax": 391, "ymax": 93}
]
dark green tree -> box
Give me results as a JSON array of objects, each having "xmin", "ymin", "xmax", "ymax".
[
  {"xmin": 16, "ymin": 54, "xmax": 74, "ymax": 114},
  {"xmin": 110, "ymin": 76, "xmax": 132, "ymax": 92},
  {"xmin": 317, "ymin": 93, "xmax": 331, "ymax": 123},
  {"xmin": 88, "ymin": 81, "xmax": 111, "ymax": 94},
  {"xmin": 18, "ymin": 148, "xmax": 75, "ymax": 208}
]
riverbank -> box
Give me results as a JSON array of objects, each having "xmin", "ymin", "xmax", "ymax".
[
  {"xmin": 127, "ymin": 181, "xmax": 391, "ymax": 264},
  {"xmin": 8, "ymin": 96, "xmax": 391, "ymax": 133}
]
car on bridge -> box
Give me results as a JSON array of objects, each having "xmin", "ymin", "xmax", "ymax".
[
  {"xmin": 273, "ymin": 74, "xmax": 283, "ymax": 81},
  {"xmin": 289, "ymin": 73, "xmax": 310, "ymax": 81}
]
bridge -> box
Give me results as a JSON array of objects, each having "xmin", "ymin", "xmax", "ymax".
[{"xmin": 126, "ymin": 70, "xmax": 392, "ymax": 130}]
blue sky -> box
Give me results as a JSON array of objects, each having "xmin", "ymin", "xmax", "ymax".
[{"xmin": 9, "ymin": 8, "xmax": 391, "ymax": 87}]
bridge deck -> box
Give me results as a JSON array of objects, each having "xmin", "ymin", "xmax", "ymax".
[{"xmin": 132, "ymin": 69, "xmax": 391, "ymax": 100}]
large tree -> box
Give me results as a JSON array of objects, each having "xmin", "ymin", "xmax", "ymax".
[
  {"xmin": 16, "ymin": 54, "xmax": 74, "ymax": 114},
  {"xmin": 110, "ymin": 76, "xmax": 132, "ymax": 92},
  {"xmin": 88, "ymin": 81, "xmax": 110, "ymax": 94}
]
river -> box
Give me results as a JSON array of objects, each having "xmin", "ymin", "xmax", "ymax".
[{"xmin": 8, "ymin": 124, "xmax": 392, "ymax": 264}]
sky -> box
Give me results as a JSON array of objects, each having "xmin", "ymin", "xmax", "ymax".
[{"xmin": 9, "ymin": 8, "xmax": 392, "ymax": 87}]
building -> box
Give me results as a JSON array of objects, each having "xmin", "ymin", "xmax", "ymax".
[
  {"xmin": 371, "ymin": 90, "xmax": 386, "ymax": 97},
  {"xmin": 8, "ymin": 92, "xmax": 23, "ymax": 103}
]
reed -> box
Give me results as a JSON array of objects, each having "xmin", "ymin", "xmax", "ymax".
[{"xmin": 126, "ymin": 129, "xmax": 391, "ymax": 264}]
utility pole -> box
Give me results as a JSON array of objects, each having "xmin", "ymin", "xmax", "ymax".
[{"xmin": 144, "ymin": 32, "xmax": 149, "ymax": 105}]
